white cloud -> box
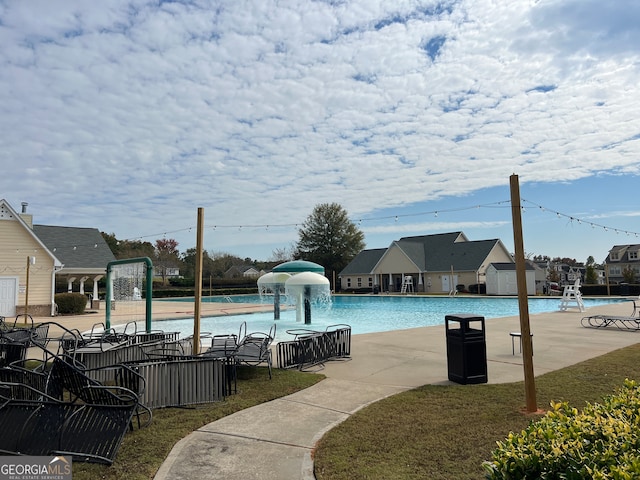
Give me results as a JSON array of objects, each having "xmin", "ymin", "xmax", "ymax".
[{"xmin": 1, "ymin": 0, "xmax": 639, "ymax": 260}]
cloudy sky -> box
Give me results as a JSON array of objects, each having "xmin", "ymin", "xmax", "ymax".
[{"xmin": 1, "ymin": 0, "xmax": 640, "ymax": 264}]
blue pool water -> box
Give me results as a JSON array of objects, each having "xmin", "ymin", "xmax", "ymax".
[{"xmin": 153, "ymin": 294, "xmax": 626, "ymax": 343}]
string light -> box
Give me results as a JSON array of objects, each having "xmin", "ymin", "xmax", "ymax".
[{"xmin": 31, "ymin": 198, "xmax": 640, "ymax": 252}]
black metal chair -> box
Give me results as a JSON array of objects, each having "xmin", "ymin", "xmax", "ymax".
[{"xmin": 234, "ymin": 324, "xmax": 276, "ymax": 379}]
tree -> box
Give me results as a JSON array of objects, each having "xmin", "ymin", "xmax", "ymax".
[
  {"xmin": 585, "ymin": 256, "xmax": 599, "ymax": 284},
  {"xmin": 208, "ymin": 252, "xmax": 245, "ymax": 277},
  {"xmin": 101, "ymin": 232, "xmax": 155, "ymax": 260},
  {"xmin": 622, "ymin": 265, "xmax": 636, "ymax": 284},
  {"xmin": 295, "ymin": 203, "xmax": 365, "ymax": 289},
  {"xmin": 155, "ymin": 238, "xmax": 180, "ymax": 285},
  {"xmin": 270, "ymin": 245, "xmax": 296, "ymax": 262},
  {"xmin": 181, "ymin": 248, "xmax": 215, "ymax": 280}
]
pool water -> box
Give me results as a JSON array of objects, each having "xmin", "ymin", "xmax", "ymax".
[{"xmin": 154, "ymin": 294, "xmax": 626, "ymax": 343}]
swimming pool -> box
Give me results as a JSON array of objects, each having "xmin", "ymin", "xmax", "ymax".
[{"xmin": 154, "ymin": 294, "xmax": 626, "ymax": 343}]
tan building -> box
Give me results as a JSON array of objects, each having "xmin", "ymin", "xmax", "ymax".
[
  {"xmin": 339, "ymin": 231, "xmax": 514, "ymax": 294},
  {"xmin": 0, "ymin": 199, "xmax": 115, "ymax": 317}
]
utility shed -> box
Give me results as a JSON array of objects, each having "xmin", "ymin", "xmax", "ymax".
[{"xmin": 485, "ymin": 262, "xmax": 536, "ymax": 296}]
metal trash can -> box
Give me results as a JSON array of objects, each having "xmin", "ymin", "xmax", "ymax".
[{"xmin": 445, "ymin": 314, "xmax": 487, "ymax": 384}]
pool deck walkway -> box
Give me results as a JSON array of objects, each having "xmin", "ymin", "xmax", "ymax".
[{"xmin": 28, "ymin": 297, "xmax": 640, "ymax": 479}]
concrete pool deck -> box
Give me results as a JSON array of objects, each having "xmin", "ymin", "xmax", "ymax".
[{"xmin": 28, "ymin": 297, "xmax": 640, "ymax": 479}]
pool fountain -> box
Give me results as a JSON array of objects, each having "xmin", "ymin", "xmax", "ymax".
[
  {"xmin": 257, "ymin": 272, "xmax": 290, "ymax": 319},
  {"xmin": 268, "ymin": 260, "xmax": 331, "ymax": 324},
  {"xmin": 285, "ymin": 271, "xmax": 331, "ymax": 324}
]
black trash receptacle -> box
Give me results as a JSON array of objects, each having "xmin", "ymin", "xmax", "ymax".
[{"xmin": 445, "ymin": 314, "xmax": 487, "ymax": 384}]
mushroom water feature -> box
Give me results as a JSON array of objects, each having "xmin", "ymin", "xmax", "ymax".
[
  {"xmin": 271, "ymin": 260, "xmax": 330, "ymax": 324},
  {"xmin": 257, "ymin": 272, "xmax": 291, "ymax": 319},
  {"xmin": 285, "ymin": 271, "xmax": 331, "ymax": 324}
]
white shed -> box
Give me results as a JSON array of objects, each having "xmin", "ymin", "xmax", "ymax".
[{"xmin": 485, "ymin": 263, "xmax": 536, "ymax": 296}]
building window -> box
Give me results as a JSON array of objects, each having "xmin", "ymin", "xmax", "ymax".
[
  {"xmin": 347, "ymin": 278, "xmax": 351, "ymax": 287},
  {"xmin": 630, "ymin": 251, "xmax": 638, "ymax": 260},
  {"xmin": 357, "ymin": 277, "xmax": 362, "ymax": 287},
  {"xmin": 609, "ymin": 266, "xmax": 621, "ymax": 275},
  {"xmin": 368, "ymin": 277, "xmax": 373, "ymax": 287},
  {"xmin": 610, "ymin": 252, "xmax": 619, "ymax": 261}
]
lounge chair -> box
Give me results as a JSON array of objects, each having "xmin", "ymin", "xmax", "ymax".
[{"xmin": 581, "ymin": 314, "xmax": 640, "ymax": 331}]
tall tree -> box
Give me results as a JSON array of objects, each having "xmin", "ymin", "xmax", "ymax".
[
  {"xmin": 155, "ymin": 238, "xmax": 180, "ymax": 285},
  {"xmin": 182, "ymin": 248, "xmax": 215, "ymax": 280},
  {"xmin": 295, "ymin": 203, "xmax": 365, "ymax": 288},
  {"xmin": 585, "ymin": 255, "xmax": 599, "ymax": 284}
]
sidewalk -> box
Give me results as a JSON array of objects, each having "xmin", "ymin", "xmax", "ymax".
[{"xmin": 28, "ymin": 298, "xmax": 640, "ymax": 479}]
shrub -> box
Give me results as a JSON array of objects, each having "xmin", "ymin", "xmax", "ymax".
[
  {"xmin": 484, "ymin": 379, "xmax": 640, "ymax": 479},
  {"xmin": 55, "ymin": 293, "xmax": 88, "ymax": 315}
]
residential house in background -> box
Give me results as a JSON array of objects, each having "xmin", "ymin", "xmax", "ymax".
[
  {"xmin": 339, "ymin": 232, "xmax": 514, "ymax": 294},
  {"xmin": 605, "ymin": 244, "xmax": 640, "ymax": 284},
  {"xmin": 154, "ymin": 267, "xmax": 181, "ymax": 281},
  {"xmin": 224, "ymin": 265, "xmax": 263, "ymax": 279},
  {"xmin": 0, "ymin": 199, "xmax": 115, "ymax": 317}
]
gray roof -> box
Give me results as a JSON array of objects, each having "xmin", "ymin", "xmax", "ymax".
[
  {"xmin": 607, "ymin": 244, "xmax": 640, "ymax": 263},
  {"xmin": 339, "ymin": 248, "xmax": 387, "ymax": 275},
  {"xmin": 490, "ymin": 262, "xmax": 533, "ymax": 271},
  {"xmin": 395, "ymin": 233, "xmax": 504, "ymax": 271},
  {"xmin": 33, "ymin": 225, "xmax": 116, "ymax": 269}
]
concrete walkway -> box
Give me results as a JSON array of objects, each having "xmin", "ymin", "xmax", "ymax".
[{"xmin": 27, "ymin": 298, "xmax": 640, "ymax": 479}]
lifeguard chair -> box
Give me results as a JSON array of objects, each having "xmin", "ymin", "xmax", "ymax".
[
  {"xmin": 400, "ymin": 276, "xmax": 414, "ymax": 294},
  {"xmin": 559, "ymin": 278, "xmax": 584, "ymax": 312}
]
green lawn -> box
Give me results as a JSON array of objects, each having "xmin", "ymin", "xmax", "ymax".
[{"xmin": 313, "ymin": 343, "xmax": 640, "ymax": 480}]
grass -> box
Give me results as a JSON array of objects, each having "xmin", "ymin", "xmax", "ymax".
[
  {"xmin": 313, "ymin": 343, "xmax": 640, "ymax": 480},
  {"xmin": 71, "ymin": 367, "xmax": 322, "ymax": 480}
]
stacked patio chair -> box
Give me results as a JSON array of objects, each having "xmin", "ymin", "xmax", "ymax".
[
  {"xmin": 233, "ymin": 323, "xmax": 276, "ymax": 379},
  {"xmin": 277, "ymin": 324, "xmax": 351, "ymax": 371},
  {"xmin": 0, "ymin": 353, "xmax": 144, "ymax": 464},
  {"xmin": 0, "ymin": 315, "xmax": 54, "ymax": 367}
]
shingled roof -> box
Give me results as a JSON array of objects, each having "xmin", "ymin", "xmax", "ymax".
[
  {"xmin": 392, "ymin": 232, "xmax": 505, "ymax": 271},
  {"xmin": 33, "ymin": 225, "xmax": 115, "ymax": 270},
  {"xmin": 341, "ymin": 231, "xmax": 512, "ymax": 276},
  {"xmin": 339, "ymin": 248, "xmax": 387, "ymax": 275}
]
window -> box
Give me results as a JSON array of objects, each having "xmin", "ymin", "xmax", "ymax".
[
  {"xmin": 630, "ymin": 251, "xmax": 638, "ymax": 260},
  {"xmin": 610, "ymin": 252, "xmax": 619, "ymax": 261},
  {"xmin": 609, "ymin": 266, "xmax": 621, "ymax": 275},
  {"xmin": 347, "ymin": 278, "xmax": 351, "ymax": 287},
  {"xmin": 368, "ymin": 277, "xmax": 373, "ymax": 287},
  {"xmin": 357, "ymin": 277, "xmax": 362, "ymax": 287}
]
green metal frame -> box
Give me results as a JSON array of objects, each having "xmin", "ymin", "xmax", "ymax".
[{"xmin": 105, "ymin": 257, "xmax": 153, "ymax": 332}]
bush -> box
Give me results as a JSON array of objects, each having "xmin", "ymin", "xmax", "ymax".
[
  {"xmin": 55, "ymin": 293, "xmax": 88, "ymax": 315},
  {"xmin": 484, "ymin": 379, "xmax": 640, "ymax": 479}
]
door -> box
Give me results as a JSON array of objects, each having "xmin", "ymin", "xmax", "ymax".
[
  {"xmin": 0, "ymin": 277, "xmax": 18, "ymax": 317},
  {"xmin": 442, "ymin": 274, "xmax": 458, "ymax": 294}
]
